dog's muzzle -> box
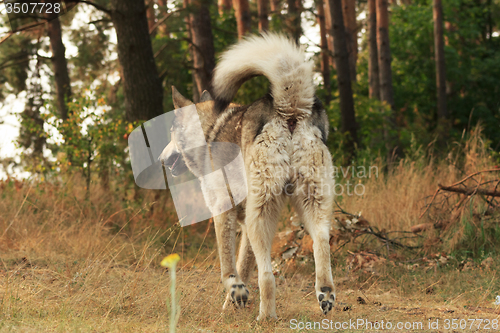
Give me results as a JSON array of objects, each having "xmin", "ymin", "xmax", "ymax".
[{"xmin": 159, "ymin": 141, "xmax": 188, "ymax": 177}]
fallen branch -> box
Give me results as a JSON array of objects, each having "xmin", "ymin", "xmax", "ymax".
[
  {"xmin": 419, "ymin": 169, "xmax": 500, "ymax": 220},
  {"xmin": 438, "ymin": 184, "xmax": 500, "ymax": 197},
  {"xmin": 447, "ymin": 168, "xmax": 499, "ymax": 188},
  {"xmin": 419, "ymin": 188, "xmax": 440, "ymax": 219}
]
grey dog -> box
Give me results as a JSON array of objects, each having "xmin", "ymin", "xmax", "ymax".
[{"xmin": 160, "ymin": 33, "xmax": 336, "ymax": 320}]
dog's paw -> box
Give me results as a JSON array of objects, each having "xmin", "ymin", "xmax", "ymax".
[
  {"xmin": 317, "ymin": 286, "xmax": 335, "ymax": 315},
  {"xmin": 256, "ymin": 313, "xmax": 278, "ymax": 321},
  {"xmin": 223, "ymin": 275, "xmax": 250, "ymax": 309},
  {"xmin": 229, "ymin": 283, "xmax": 249, "ymax": 307}
]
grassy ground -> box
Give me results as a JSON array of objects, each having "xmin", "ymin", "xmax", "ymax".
[
  {"xmin": 1, "ymin": 251, "xmax": 499, "ymax": 332},
  {"xmin": 1, "ymin": 129, "xmax": 499, "ymax": 332}
]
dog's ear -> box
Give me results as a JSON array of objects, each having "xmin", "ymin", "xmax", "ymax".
[
  {"xmin": 200, "ymin": 90, "xmax": 212, "ymax": 103},
  {"xmin": 172, "ymin": 86, "xmax": 194, "ymax": 109}
]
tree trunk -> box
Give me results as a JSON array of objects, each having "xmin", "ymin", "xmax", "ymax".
[
  {"xmin": 184, "ymin": 0, "xmax": 199, "ymax": 101},
  {"xmin": 111, "ymin": 0, "xmax": 164, "ymax": 121},
  {"xmin": 257, "ymin": 0, "xmax": 269, "ymax": 32},
  {"xmin": 433, "ymin": 0, "xmax": 447, "ymax": 119},
  {"xmin": 20, "ymin": 58, "xmax": 45, "ymax": 155},
  {"xmin": 377, "ymin": 0, "xmax": 398, "ymax": 160},
  {"xmin": 233, "ymin": 0, "xmax": 251, "ymax": 39},
  {"xmin": 287, "ymin": 0, "xmax": 302, "ymax": 43},
  {"xmin": 146, "ymin": 0, "xmax": 156, "ymax": 37},
  {"xmin": 46, "ymin": 13, "xmax": 71, "ymax": 120},
  {"xmin": 187, "ymin": 0, "xmax": 216, "ymax": 97},
  {"xmin": 270, "ymin": 0, "xmax": 280, "ymax": 12},
  {"xmin": 157, "ymin": 0, "xmax": 168, "ymax": 35},
  {"xmin": 317, "ymin": 0, "xmax": 331, "ymax": 104},
  {"xmin": 218, "ymin": 0, "xmax": 231, "ymax": 15},
  {"xmin": 341, "ymin": 0, "xmax": 357, "ymax": 81},
  {"xmin": 328, "ymin": 0, "xmax": 359, "ymax": 156},
  {"xmin": 368, "ymin": 0, "xmax": 380, "ymax": 99},
  {"xmin": 376, "ymin": 0, "xmax": 394, "ymax": 107},
  {"xmin": 323, "ymin": 0, "xmax": 335, "ymax": 69}
]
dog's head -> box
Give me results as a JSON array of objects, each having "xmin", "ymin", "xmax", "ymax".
[{"xmin": 159, "ymin": 87, "xmax": 213, "ymax": 177}]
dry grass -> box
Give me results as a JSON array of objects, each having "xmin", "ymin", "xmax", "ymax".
[
  {"xmin": 1, "ymin": 128, "xmax": 499, "ymax": 332},
  {"xmin": 338, "ymin": 128, "xmax": 499, "ymax": 252}
]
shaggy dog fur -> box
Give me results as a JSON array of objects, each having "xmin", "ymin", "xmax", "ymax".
[{"xmin": 160, "ymin": 33, "xmax": 336, "ymax": 320}]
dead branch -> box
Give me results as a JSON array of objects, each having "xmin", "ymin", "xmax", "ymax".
[
  {"xmin": 0, "ymin": 19, "xmax": 48, "ymax": 45},
  {"xmin": 447, "ymin": 168, "xmax": 500, "ymax": 188},
  {"xmin": 438, "ymin": 184, "xmax": 500, "ymax": 197},
  {"xmin": 149, "ymin": 8, "xmax": 184, "ymax": 35},
  {"xmin": 419, "ymin": 188, "xmax": 440, "ymax": 218},
  {"xmin": 419, "ymin": 169, "xmax": 500, "ymax": 220}
]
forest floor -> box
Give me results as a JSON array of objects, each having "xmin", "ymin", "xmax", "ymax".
[{"xmin": 1, "ymin": 232, "xmax": 499, "ymax": 333}]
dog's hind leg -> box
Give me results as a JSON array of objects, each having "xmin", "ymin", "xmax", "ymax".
[
  {"xmin": 214, "ymin": 209, "xmax": 250, "ymax": 309},
  {"xmin": 245, "ymin": 192, "xmax": 284, "ymax": 320},
  {"xmin": 244, "ymin": 119, "xmax": 291, "ymax": 320},
  {"xmin": 291, "ymin": 125, "xmax": 336, "ymax": 315}
]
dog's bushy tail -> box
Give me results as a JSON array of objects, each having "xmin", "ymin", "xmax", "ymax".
[{"xmin": 212, "ymin": 33, "xmax": 315, "ymax": 119}]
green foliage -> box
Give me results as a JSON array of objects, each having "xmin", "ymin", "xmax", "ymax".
[
  {"xmin": 0, "ymin": 34, "xmax": 34, "ymax": 100},
  {"xmin": 451, "ymin": 201, "xmax": 500, "ymax": 259},
  {"xmin": 385, "ymin": 0, "xmax": 500, "ymax": 149},
  {"xmin": 347, "ymin": 0, "xmax": 500, "ymax": 165},
  {"xmin": 42, "ymin": 90, "xmax": 137, "ymax": 192},
  {"xmin": 325, "ymin": 86, "xmax": 392, "ymax": 165},
  {"xmin": 152, "ymin": 1, "xmax": 194, "ymax": 110},
  {"xmin": 71, "ymin": 23, "xmax": 110, "ymax": 80}
]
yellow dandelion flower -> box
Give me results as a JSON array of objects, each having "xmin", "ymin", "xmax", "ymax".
[{"xmin": 161, "ymin": 253, "xmax": 180, "ymax": 268}]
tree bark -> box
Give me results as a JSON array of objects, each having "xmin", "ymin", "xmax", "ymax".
[
  {"xmin": 257, "ymin": 0, "xmax": 269, "ymax": 32},
  {"xmin": 368, "ymin": 0, "xmax": 380, "ymax": 99},
  {"xmin": 287, "ymin": 0, "xmax": 301, "ymax": 43},
  {"xmin": 146, "ymin": 0, "xmax": 156, "ymax": 37},
  {"xmin": 156, "ymin": 0, "xmax": 168, "ymax": 35},
  {"xmin": 328, "ymin": 0, "xmax": 359, "ymax": 155},
  {"xmin": 46, "ymin": 13, "xmax": 71, "ymax": 120},
  {"xmin": 187, "ymin": 0, "xmax": 216, "ymax": 98},
  {"xmin": 218, "ymin": 0, "xmax": 231, "ymax": 15},
  {"xmin": 323, "ymin": 0, "xmax": 335, "ymax": 69},
  {"xmin": 341, "ymin": 0, "xmax": 357, "ymax": 81},
  {"xmin": 317, "ymin": 0, "xmax": 331, "ymax": 104},
  {"xmin": 270, "ymin": 0, "xmax": 280, "ymax": 12},
  {"xmin": 376, "ymin": 0, "xmax": 398, "ymax": 160},
  {"xmin": 110, "ymin": 0, "xmax": 164, "ymax": 121},
  {"xmin": 184, "ymin": 0, "xmax": 198, "ymax": 101},
  {"xmin": 233, "ymin": 0, "xmax": 251, "ymax": 39},
  {"xmin": 433, "ymin": 0, "xmax": 447, "ymax": 120},
  {"xmin": 376, "ymin": 0, "xmax": 394, "ymax": 107}
]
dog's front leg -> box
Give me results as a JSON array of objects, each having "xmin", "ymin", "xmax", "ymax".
[
  {"xmin": 236, "ymin": 224, "xmax": 255, "ymax": 284},
  {"xmin": 214, "ymin": 209, "xmax": 250, "ymax": 309}
]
